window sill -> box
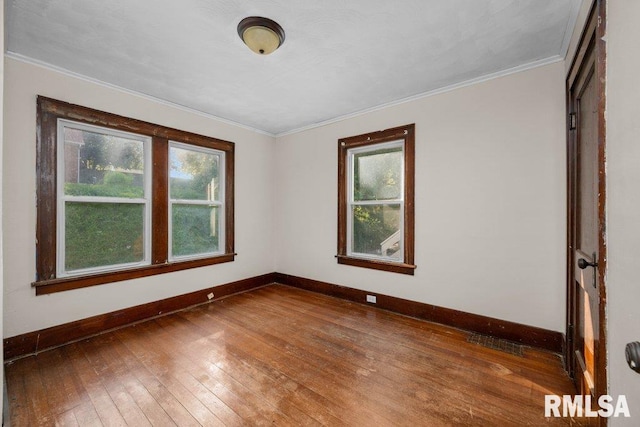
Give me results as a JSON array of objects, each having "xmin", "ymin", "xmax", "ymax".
[
  {"xmin": 336, "ymin": 255, "xmax": 416, "ymax": 275},
  {"xmin": 32, "ymin": 253, "xmax": 236, "ymax": 295}
]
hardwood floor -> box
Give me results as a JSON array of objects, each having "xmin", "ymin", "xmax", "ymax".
[{"xmin": 6, "ymin": 284, "xmax": 578, "ymax": 426}]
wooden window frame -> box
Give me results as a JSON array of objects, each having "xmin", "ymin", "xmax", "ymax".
[
  {"xmin": 34, "ymin": 96, "xmax": 235, "ymax": 295},
  {"xmin": 337, "ymin": 124, "xmax": 416, "ymax": 275}
]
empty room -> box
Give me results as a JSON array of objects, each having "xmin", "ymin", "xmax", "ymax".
[{"xmin": 1, "ymin": 0, "xmax": 639, "ymax": 425}]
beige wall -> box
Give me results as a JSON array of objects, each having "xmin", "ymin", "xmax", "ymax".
[
  {"xmin": 4, "ymin": 55, "xmax": 568, "ymax": 339},
  {"xmin": 275, "ymin": 61, "xmax": 567, "ymax": 332},
  {"xmin": 606, "ymin": 1, "xmax": 640, "ymax": 423},
  {"xmin": 3, "ymin": 57, "xmax": 277, "ymax": 338}
]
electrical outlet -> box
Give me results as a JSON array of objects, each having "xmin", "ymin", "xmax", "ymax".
[
  {"xmin": 366, "ymin": 295, "xmax": 377, "ymax": 304},
  {"xmin": 207, "ymin": 292, "xmax": 214, "ymax": 300}
]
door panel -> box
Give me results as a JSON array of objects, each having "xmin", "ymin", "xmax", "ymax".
[
  {"xmin": 577, "ymin": 69, "xmax": 599, "ymax": 259},
  {"xmin": 572, "ymin": 66, "xmax": 599, "ymax": 404},
  {"xmin": 574, "ymin": 66, "xmax": 599, "ymax": 400},
  {"xmin": 575, "ymin": 249, "xmax": 596, "ymax": 396}
]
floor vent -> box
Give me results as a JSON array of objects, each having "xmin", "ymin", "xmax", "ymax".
[{"xmin": 467, "ymin": 333, "xmax": 525, "ymax": 357}]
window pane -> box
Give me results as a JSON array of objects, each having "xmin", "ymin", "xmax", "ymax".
[
  {"xmin": 352, "ymin": 204, "xmax": 401, "ymax": 260},
  {"xmin": 170, "ymin": 145, "xmax": 221, "ymax": 201},
  {"xmin": 172, "ymin": 204, "xmax": 220, "ymax": 257},
  {"xmin": 63, "ymin": 127, "xmax": 145, "ymax": 198},
  {"xmin": 353, "ymin": 146, "xmax": 402, "ymax": 201},
  {"xmin": 65, "ymin": 202, "xmax": 145, "ymax": 271}
]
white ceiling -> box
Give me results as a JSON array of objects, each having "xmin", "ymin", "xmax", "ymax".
[{"xmin": 6, "ymin": 0, "xmax": 581, "ymax": 135}]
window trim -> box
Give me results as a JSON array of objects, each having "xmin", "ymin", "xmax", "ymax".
[
  {"xmin": 337, "ymin": 124, "xmax": 416, "ymax": 275},
  {"xmin": 35, "ymin": 96, "xmax": 235, "ymax": 295}
]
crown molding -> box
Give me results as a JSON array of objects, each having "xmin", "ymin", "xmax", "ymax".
[
  {"xmin": 276, "ymin": 55, "xmax": 564, "ymax": 138},
  {"xmin": 559, "ymin": 0, "xmax": 585, "ymax": 59},
  {"xmin": 4, "ymin": 51, "xmax": 276, "ymax": 138},
  {"xmin": 6, "ymin": 50, "xmax": 564, "ymax": 140}
]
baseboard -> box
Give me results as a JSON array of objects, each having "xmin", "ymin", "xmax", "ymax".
[
  {"xmin": 275, "ymin": 273, "xmax": 563, "ymax": 353},
  {"xmin": 3, "ymin": 272, "xmax": 277, "ymax": 361},
  {"xmin": 3, "ymin": 271, "xmax": 563, "ymax": 361}
]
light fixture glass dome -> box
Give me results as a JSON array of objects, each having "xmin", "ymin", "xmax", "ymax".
[{"xmin": 238, "ymin": 17, "xmax": 285, "ymax": 55}]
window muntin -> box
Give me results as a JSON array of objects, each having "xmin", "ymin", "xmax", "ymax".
[
  {"xmin": 347, "ymin": 141, "xmax": 405, "ymax": 262},
  {"xmin": 57, "ymin": 120, "xmax": 152, "ymax": 277},
  {"xmin": 169, "ymin": 142, "xmax": 225, "ymax": 261},
  {"xmin": 337, "ymin": 123, "xmax": 415, "ymax": 275}
]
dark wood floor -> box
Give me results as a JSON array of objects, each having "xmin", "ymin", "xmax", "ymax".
[{"xmin": 6, "ymin": 284, "xmax": 578, "ymax": 426}]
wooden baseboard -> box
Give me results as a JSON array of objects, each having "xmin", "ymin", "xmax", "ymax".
[
  {"xmin": 3, "ymin": 271, "xmax": 563, "ymax": 361},
  {"xmin": 4, "ymin": 273, "xmax": 277, "ymax": 361},
  {"xmin": 275, "ymin": 273, "xmax": 563, "ymax": 353}
]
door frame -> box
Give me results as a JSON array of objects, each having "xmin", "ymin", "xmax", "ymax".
[{"xmin": 565, "ymin": 0, "xmax": 607, "ymax": 404}]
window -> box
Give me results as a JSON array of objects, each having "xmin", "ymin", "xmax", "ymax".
[
  {"xmin": 169, "ymin": 142, "xmax": 224, "ymax": 260},
  {"xmin": 57, "ymin": 121, "xmax": 152, "ymax": 277},
  {"xmin": 337, "ymin": 124, "xmax": 416, "ymax": 275},
  {"xmin": 35, "ymin": 97, "xmax": 235, "ymax": 294}
]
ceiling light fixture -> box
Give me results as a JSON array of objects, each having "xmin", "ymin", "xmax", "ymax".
[{"xmin": 237, "ymin": 16, "xmax": 285, "ymax": 55}]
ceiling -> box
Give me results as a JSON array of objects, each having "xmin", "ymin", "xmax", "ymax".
[{"xmin": 6, "ymin": 0, "xmax": 581, "ymax": 136}]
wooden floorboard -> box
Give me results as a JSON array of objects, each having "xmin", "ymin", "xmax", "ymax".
[{"xmin": 6, "ymin": 284, "xmax": 578, "ymax": 426}]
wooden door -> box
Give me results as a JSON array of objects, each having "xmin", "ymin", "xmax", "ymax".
[
  {"xmin": 566, "ymin": 0, "xmax": 606, "ymax": 417},
  {"xmin": 573, "ymin": 49, "xmax": 599, "ymax": 398}
]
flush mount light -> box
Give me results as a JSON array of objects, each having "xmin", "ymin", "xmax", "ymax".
[{"xmin": 237, "ymin": 16, "xmax": 285, "ymax": 55}]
